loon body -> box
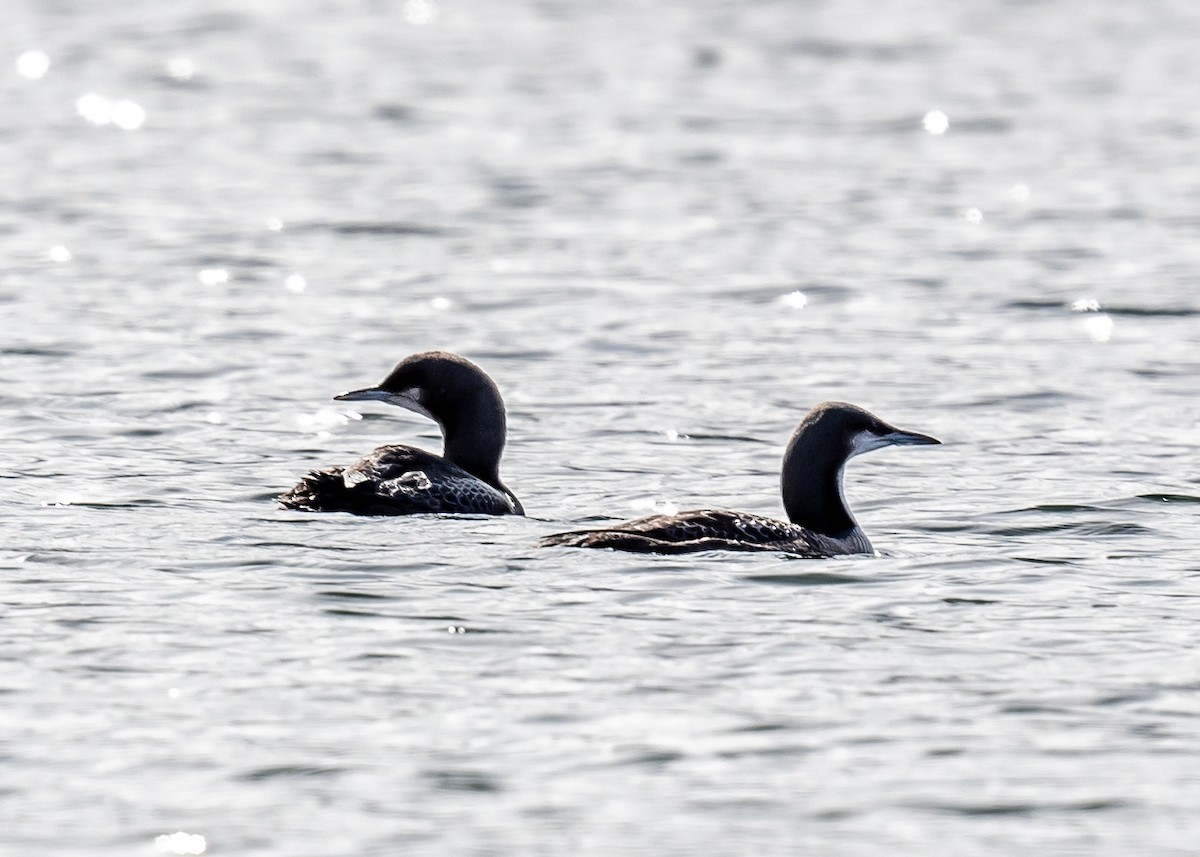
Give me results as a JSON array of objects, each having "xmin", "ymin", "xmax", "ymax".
[
  {"xmin": 539, "ymin": 402, "xmax": 937, "ymax": 556},
  {"xmin": 279, "ymin": 351, "xmax": 522, "ymax": 517}
]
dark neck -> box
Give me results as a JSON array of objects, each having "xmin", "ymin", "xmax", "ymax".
[
  {"xmin": 780, "ymin": 425, "xmax": 856, "ymax": 537},
  {"xmin": 439, "ymin": 397, "xmax": 508, "ymax": 491}
]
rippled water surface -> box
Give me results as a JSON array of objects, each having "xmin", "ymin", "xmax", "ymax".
[{"xmin": 4, "ymin": 0, "xmax": 1200, "ymax": 854}]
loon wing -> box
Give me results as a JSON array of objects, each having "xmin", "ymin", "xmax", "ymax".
[
  {"xmin": 539, "ymin": 509, "xmax": 834, "ymax": 555},
  {"xmin": 280, "ymin": 445, "xmax": 518, "ymax": 516}
]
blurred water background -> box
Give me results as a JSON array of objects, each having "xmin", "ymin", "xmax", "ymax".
[{"xmin": 3, "ymin": 0, "xmax": 1200, "ymax": 854}]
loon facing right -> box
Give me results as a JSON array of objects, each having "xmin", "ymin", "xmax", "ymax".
[{"xmin": 539, "ymin": 402, "xmax": 939, "ymax": 557}]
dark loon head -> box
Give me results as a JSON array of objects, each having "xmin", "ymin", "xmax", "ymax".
[
  {"xmin": 334, "ymin": 351, "xmax": 518, "ymax": 506},
  {"xmin": 780, "ymin": 402, "xmax": 939, "ymax": 539}
]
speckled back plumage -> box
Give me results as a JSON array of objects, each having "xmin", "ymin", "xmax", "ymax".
[
  {"xmin": 538, "ymin": 509, "xmax": 871, "ymax": 556},
  {"xmin": 280, "ymin": 445, "xmax": 520, "ymax": 516}
]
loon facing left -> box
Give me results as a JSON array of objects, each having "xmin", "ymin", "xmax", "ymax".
[{"xmin": 279, "ymin": 351, "xmax": 523, "ymax": 516}]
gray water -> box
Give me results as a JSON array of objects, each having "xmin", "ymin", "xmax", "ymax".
[{"xmin": 3, "ymin": 0, "xmax": 1200, "ymax": 854}]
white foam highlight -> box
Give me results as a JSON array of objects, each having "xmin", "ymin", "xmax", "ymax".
[
  {"xmin": 154, "ymin": 832, "xmax": 207, "ymax": 855},
  {"xmin": 17, "ymin": 50, "xmax": 50, "ymax": 80},
  {"xmin": 922, "ymin": 110, "xmax": 949, "ymax": 135}
]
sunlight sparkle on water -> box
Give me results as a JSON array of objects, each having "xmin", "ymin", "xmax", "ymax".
[
  {"xmin": 198, "ymin": 268, "xmax": 229, "ymax": 286},
  {"xmin": 922, "ymin": 110, "xmax": 949, "ymax": 135},
  {"xmin": 154, "ymin": 832, "xmax": 206, "ymax": 855},
  {"xmin": 47, "ymin": 245, "xmax": 72, "ymax": 263},
  {"xmin": 265, "ymin": 217, "xmax": 284, "ymax": 232},
  {"xmin": 76, "ymin": 94, "xmax": 146, "ymax": 129},
  {"xmin": 404, "ymin": 0, "xmax": 438, "ymax": 24},
  {"xmin": 17, "ymin": 50, "xmax": 50, "ymax": 79},
  {"xmin": 1070, "ymin": 298, "xmax": 1111, "ymax": 341},
  {"xmin": 167, "ymin": 57, "xmax": 195, "ymax": 81},
  {"xmin": 1083, "ymin": 314, "xmax": 1114, "ymax": 342},
  {"xmin": 1011, "ymin": 183, "xmax": 1031, "ymax": 203},
  {"xmin": 77, "ymin": 93, "xmax": 111, "ymax": 125},
  {"xmin": 285, "ymin": 274, "xmax": 307, "ymax": 293},
  {"xmin": 964, "ymin": 208, "xmax": 983, "ymax": 224},
  {"xmin": 111, "ymin": 100, "xmax": 146, "ymax": 129},
  {"xmin": 778, "ymin": 290, "xmax": 808, "ymax": 309},
  {"xmin": 430, "ymin": 296, "xmax": 452, "ymax": 310}
]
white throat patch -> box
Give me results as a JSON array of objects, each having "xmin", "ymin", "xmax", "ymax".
[
  {"xmin": 384, "ymin": 388, "xmax": 434, "ymax": 420},
  {"xmin": 847, "ymin": 430, "xmax": 891, "ymax": 459}
]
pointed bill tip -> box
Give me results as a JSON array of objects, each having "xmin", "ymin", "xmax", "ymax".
[
  {"xmin": 886, "ymin": 428, "xmax": 941, "ymax": 446},
  {"xmin": 333, "ymin": 385, "xmax": 435, "ymax": 421},
  {"xmin": 333, "ymin": 387, "xmax": 390, "ymax": 403}
]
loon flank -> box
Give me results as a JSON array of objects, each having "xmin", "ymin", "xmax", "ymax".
[
  {"xmin": 539, "ymin": 402, "xmax": 937, "ymax": 556},
  {"xmin": 279, "ymin": 351, "xmax": 523, "ymax": 516}
]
